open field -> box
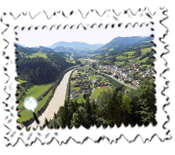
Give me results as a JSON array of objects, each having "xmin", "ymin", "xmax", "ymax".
[
  {"xmin": 71, "ymin": 80, "xmax": 76, "ymax": 85},
  {"xmin": 114, "ymin": 61, "xmax": 125, "ymax": 66},
  {"xmin": 135, "ymin": 57, "xmax": 149, "ymax": 64},
  {"xmin": 76, "ymin": 94, "xmax": 86, "ymax": 103},
  {"xmin": 26, "ymin": 52, "xmax": 47, "ymax": 58},
  {"xmin": 66, "ymin": 58, "xmax": 71, "ymax": 63},
  {"xmin": 18, "ymin": 89, "xmax": 53, "ymax": 123},
  {"xmin": 72, "ymin": 87, "xmax": 80, "ymax": 90},
  {"xmin": 89, "ymin": 75, "xmax": 98, "ymax": 80},
  {"xmin": 141, "ymin": 48, "xmax": 152, "ymax": 55},
  {"xmin": 91, "ymin": 87, "xmax": 111, "ymax": 100},
  {"xmin": 109, "ymin": 48, "xmax": 114, "ymax": 52},
  {"xmin": 124, "ymin": 51, "xmax": 135, "ymax": 55},
  {"xmin": 78, "ymin": 59, "xmax": 87, "ymax": 64},
  {"xmin": 66, "ymin": 59, "xmax": 76, "ymax": 64},
  {"xmin": 105, "ymin": 52, "xmax": 109, "ymax": 56},
  {"xmin": 140, "ymin": 64, "xmax": 152, "ymax": 67},
  {"xmin": 142, "ymin": 41, "xmax": 151, "ymax": 43},
  {"xmin": 72, "ymin": 73, "xmax": 77, "ymax": 78},
  {"xmin": 17, "ymin": 83, "xmax": 53, "ymax": 109}
]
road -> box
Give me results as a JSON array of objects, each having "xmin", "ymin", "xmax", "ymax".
[{"xmin": 70, "ymin": 52, "xmax": 74, "ymax": 61}]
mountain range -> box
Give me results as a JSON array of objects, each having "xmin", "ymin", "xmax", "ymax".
[
  {"xmin": 15, "ymin": 36, "xmax": 153, "ymax": 57},
  {"xmin": 93, "ymin": 36, "xmax": 153, "ymax": 55},
  {"xmin": 49, "ymin": 41, "xmax": 104, "ymax": 53}
]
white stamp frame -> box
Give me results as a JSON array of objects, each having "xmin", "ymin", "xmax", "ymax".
[{"xmin": 1, "ymin": 8, "xmax": 171, "ymax": 146}]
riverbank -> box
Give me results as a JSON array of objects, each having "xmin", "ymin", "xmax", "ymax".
[
  {"xmin": 16, "ymin": 65, "xmax": 80, "ymax": 129},
  {"xmin": 30, "ymin": 69, "xmax": 74, "ymax": 128}
]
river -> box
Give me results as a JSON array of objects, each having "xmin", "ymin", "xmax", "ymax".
[{"xmin": 30, "ymin": 69, "xmax": 73, "ymax": 128}]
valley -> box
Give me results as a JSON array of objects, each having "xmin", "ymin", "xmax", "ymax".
[{"xmin": 16, "ymin": 35, "xmax": 156, "ymax": 129}]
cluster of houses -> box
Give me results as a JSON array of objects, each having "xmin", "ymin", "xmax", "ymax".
[
  {"xmin": 98, "ymin": 64, "xmax": 154, "ymax": 87},
  {"xmin": 92, "ymin": 76, "xmax": 110, "ymax": 87},
  {"xmin": 70, "ymin": 68, "xmax": 110, "ymax": 100},
  {"xmin": 70, "ymin": 70, "xmax": 93, "ymax": 99}
]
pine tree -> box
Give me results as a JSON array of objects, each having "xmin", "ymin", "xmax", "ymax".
[
  {"xmin": 71, "ymin": 106, "xmax": 90, "ymax": 128},
  {"xmin": 64, "ymin": 100, "xmax": 71, "ymax": 128},
  {"xmin": 85, "ymin": 97, "xmax": 91, "ymax": 115},
  {"xmin": 115, "ymin": 91, "xmax": 123, "ymax": 126},
  {"xmin": 127, "ymin": 90, "xmax": 139, "ymax": 126},
  {"xmin": 53, "ymin": 113, "xmax": 57, "ymax": 120},
  {"xmin": 96, "ymin": 90, "xmax": 111, "ymax": 117},
  {"xmin": 43, "ymin": 118, "xmax": 49, "ymax": 128},
  {"xmin": 106, "ymin": 98, "xmax": 116, "ymax": 127},
  {"xmin": 85, "ymin": 97, "xmax": 93, "ymax": 125},
  {"xmin": 58, "ymin": 106, "xmax": 66, "ymax": 128},
  {"xmin": 121, "ymin": 94, "xmax": 132, "ymax": 124},
  {"xmin": 138, "ymin": 106, "xmax": 156, "ymax": 126},
  {"xmin": 91, "ymin": 99, "xmax": 97, "ymax": 113},
  {"xmin": 136, "ymin": 79, "xmax": 156, "ymax": 126}
]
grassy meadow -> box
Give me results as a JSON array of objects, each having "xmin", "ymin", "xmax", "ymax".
[
  {"xmin": 26, "ymin": 52, "xmax": 47, "ymax": 58},
  {"xmin": 18, "ymin": 88, "xmax": 53, "ymax": 123},
  {"xmin": 91, "ymin": 87, "xmax": 111, "ymax": 100},
  {"xmin": 17, "ymin": 83, "xmax": 53, "ymax": 109}
]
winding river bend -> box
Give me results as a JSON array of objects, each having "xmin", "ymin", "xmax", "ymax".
[{"xmin": 30, "ymin": 70, "xmax": 73, "ymax": 128}]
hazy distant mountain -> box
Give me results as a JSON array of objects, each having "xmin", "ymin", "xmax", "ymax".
[
  {"xmin": 53, "ymin": 46, "xmax": 74, "ymax": 53},
  {"xmin": 93, "ymin": 36, "xmax": 153, "ymax": 55},
  {"xmin": 31, "ymin": 46, "xmax": 55, "ymax": 53},
  {"xmin": 15, "ymin": 36, "xmax": 153, "ymax": 57},
  {"xmin": 15, "ymin": 44, "xmax": 54, "ymax": 53},
  {"xmin": 49, "ymin": 41, "xmax": 104, "ymax": 53}
]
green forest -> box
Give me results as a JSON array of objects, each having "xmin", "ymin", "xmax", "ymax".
[
  {"xmin": 17, "ymin": 53, "xmax": 74, "ymax": 84},
  {"xmin": 42, "ymin": 79, "xmax": 156, "ymax": 129}
]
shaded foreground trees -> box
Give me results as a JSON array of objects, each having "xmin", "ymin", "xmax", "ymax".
[{"xmin": 43, "ymin": 79, "xmax": 157, "ymax": 129}]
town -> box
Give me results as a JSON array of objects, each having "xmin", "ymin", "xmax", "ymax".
[
  {"xmin": 69, "ymin": 58, "xmax": 154, "ymax": 103},
  {"xmin": 98, "ymin": 65, "xmax": 153, "ymax": 86}
]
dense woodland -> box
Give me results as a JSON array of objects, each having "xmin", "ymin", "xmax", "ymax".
[
  {"xmin": 43, "ymin": 79, "xmax": 156, "ymax": 129},
  {"xmin": 17, "ymin": 53, "xmax": 74, "ymax": 84}
]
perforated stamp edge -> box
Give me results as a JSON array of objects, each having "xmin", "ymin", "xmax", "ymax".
[{"xmin": 0, "ymin": 8, "xmax": 171, "ymax": 146}]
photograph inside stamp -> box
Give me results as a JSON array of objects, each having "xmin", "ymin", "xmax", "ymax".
[{"xmin": 15, "ymin": 23, "xmax": 156, "ymax": 129}]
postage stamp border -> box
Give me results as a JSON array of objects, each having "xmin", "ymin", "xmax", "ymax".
[{"xmin": 1, "ymin": 8, "xmax": 171, "ymax": 146}]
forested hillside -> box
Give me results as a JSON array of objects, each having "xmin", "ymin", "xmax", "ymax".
[
  {"xmin": 16, "ymin": 50, "xmax": 74, "ymax": 84},
  {"xmin": 96, "ymin": 48, "xmax": 154, "ymax": 68},
  {"xmin": 93, "ymin": 36, "xmax": 153, "ymax": 56}
]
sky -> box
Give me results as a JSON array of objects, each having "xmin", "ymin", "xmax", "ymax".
[{"xmin": 16, "ymin": 24, "xmax": 153, "ymax": 47}]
